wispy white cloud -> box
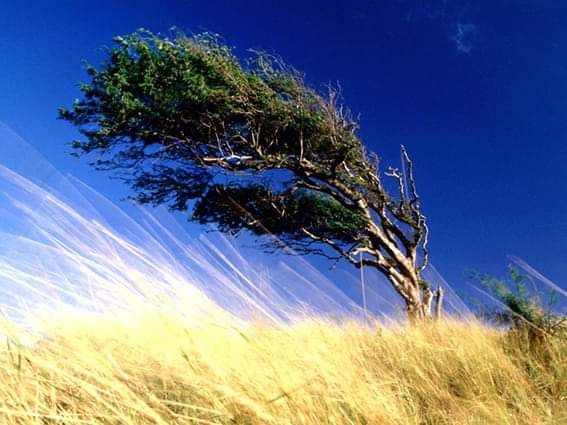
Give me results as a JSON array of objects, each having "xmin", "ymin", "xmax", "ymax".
[
  {"xmin": 402, "ymin": 1, "xmax": 479, "ymax": 54},
  {"xmin": 449, "ymin": 22, "xmax": 478, "ymax": 54}
]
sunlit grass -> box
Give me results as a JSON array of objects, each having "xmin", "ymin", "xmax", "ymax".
[{"xmin": 0, "ymin": 306, "xmax": 565, "ymax": 424}]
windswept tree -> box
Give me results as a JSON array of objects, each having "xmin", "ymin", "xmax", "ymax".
[{"xmin": 60, "ymin": 30, "xmax": 443, "ymax": 321}]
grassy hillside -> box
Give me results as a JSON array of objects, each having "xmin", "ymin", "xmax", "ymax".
[{"xmin": 0, "ymin": 312, "xmax": 565, "ymax": 424}]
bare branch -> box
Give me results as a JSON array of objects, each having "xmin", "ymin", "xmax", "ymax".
[
  {"xmin": 300, "ymin": 227, "xmax": 360, "ymax": 266},
  {"xmin": 385, "ymin": 167, "xmax": 405, "ymax": 203},
  {"xmin": 418, "ymin": 221, "xmax": 430, "ymax": 272},
  {"xmin": 401, "ymin": 145, "xmax": 419, "ymax": 207},
  {"xmin": 434, "ymin": 286, "xmax": 444, "ymax": 321}
]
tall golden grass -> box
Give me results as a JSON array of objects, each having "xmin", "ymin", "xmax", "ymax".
[{"xmin": 0, "ymin": 308, "xmax": 565, "ymax": 424}]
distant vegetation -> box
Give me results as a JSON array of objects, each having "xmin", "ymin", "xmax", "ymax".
[{"xmin": 469, "ymin": 265, "xmax": 566, "ymax": 343}]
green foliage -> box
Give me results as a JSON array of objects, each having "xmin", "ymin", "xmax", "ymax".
[
  {"xmin": 418, "ymin": 279, "xmax": 430, "ymax": 291},
  {"xmin": 59, "ymin": 29, "xmax": 365, "ymax": 173},
  {"xmin": 468, "ymin": 266, "xmax": 566, "ymax": 340},
  {"xmin": 193, "ymin": 185, "xmax": 367, "ymax": 244},
  {"xmin": 59, "ymin": 28, "xmax": 379, "ymax": 258}
]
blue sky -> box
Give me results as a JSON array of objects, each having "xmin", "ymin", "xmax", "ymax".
[{"xmin": 1, "ymin": 0, "xmax": 566, "ymax": 300}]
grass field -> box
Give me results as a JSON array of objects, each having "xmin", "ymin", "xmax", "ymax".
[{"xmin": 0, "ymin": 309, "xmax": 565, "ymax": 425}]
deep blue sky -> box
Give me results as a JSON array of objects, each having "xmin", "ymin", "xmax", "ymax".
[{"xmin": 1, "ymin": 0, "xmax": 566, "ymax": 297}]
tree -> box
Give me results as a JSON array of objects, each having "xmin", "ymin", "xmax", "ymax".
[{"xmin": 59, "ymin": 29, "xmax": 443, "ymax": 322}]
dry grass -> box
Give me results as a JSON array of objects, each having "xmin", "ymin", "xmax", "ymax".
[{"xmin": 0, "ymin": 311, "xmax": 565, "ymax": 425}]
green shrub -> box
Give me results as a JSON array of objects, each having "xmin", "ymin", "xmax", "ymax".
[{"xmin": 468, "ymin": 265, "xmax": 566, "ymax": 343}]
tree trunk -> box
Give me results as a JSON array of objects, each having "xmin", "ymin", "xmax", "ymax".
[
  {"xmin": 406, "ymin": 296, "xmax": 432, "ymax": 324},
  {"xmin": 395, "ymin": 271, "xmax": 447, "ymax": 324},
  {"xmin": 404, "ymin": 284, "xmax": 444, "ymax": 324}
]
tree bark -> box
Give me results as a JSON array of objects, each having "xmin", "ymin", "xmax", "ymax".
[
  {"xmin": 402, "ymin": 285, "xmax": 444, "ymax": 324},
  {"xmin": 434, "ymin": 287, "xmax": 444, "ymax": 321},
  {"xmin": 387, "ymin": 272, "xmax": 435, "ymax": 324},
  {"xmin": 405, "ymin": 294, "xmax": 433, "ymax": 324}
]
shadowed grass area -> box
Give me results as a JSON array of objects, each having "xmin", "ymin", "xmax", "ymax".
[{"xmin": 0, "ymin": 313, "xmax": 565, "ymax": 424}]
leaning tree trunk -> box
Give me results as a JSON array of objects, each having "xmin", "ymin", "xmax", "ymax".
[
  {"xmin": 367, "ymin": 145, "xmax": 445, "ymax": 325},
  {"xmin": 388, "ymin": 269, "xmax": 444, "ymax": 324},
  {"xmin": 406, "ymin": 288, "xmax": 432, "ymax": 323}
]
